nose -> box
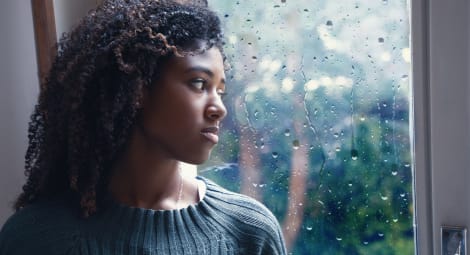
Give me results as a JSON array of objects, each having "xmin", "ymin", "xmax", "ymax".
[{"xmin": 205, "ymin": 96, "xmax": 227, "ymax": 122}]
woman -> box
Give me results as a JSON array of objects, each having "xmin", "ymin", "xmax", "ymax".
[{"xmin": 0, "ymin": 0, "xmax": 286, "ymax": 254}]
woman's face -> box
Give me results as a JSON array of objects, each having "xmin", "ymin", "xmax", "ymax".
[{"xmin": 140, "ymin": 47, "xmax": 227, "ymax": 164}]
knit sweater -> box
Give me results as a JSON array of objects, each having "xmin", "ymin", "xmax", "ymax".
[{"xmin": 0, "ymin": 177, "xmax": 286, "ymax": 255}]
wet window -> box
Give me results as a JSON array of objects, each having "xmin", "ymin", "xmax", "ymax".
[{"xmin": 202, "ymin": 0, "xmax": 413, "ymax": 254}]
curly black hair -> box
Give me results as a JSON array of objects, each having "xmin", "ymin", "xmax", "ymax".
[{"xmin": 15, "ymin": 0, "xmax": 224, "ymax": 217}]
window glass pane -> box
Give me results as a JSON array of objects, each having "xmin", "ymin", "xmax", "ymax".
[{"xmin": 201, "ymin": 0, "xmax": 413, "ymax": 254}]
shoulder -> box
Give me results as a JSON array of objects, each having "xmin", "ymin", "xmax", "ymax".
[
  {"xmin": 0, "ymin": 195, "xmax": 81, "ymax": 255},
  {"xmin": 199, "ymin": 176, "xmax": 287, "ymax": 254},
  {"xmin": 202, "ymin": 177, "xmax": 278, "ymax": 223}
]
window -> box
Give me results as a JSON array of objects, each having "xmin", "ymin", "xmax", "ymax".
[{"xmin": 201, "ymin": 0, "xmax": 413, "ymax": 254}]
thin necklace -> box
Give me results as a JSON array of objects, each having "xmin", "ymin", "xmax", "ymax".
[{"xmin": 176, "ymin": 168, "xmax": 184, "ymax": 207}]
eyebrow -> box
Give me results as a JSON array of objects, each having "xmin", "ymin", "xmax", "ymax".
[{"xmin": 185, "ymin": 67, "xmax": 226, "ymax": 84}]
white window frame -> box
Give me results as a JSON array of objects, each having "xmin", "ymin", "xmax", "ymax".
[{"xmin": 412, "ymin": 0, "xmax": 470, "ymax": 254}]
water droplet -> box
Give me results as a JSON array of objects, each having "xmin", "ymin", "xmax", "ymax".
[
  {"xmin": 306, "ymin": 226, "xmax": 313, "ymax": 231},
  {"xmin": 284, "ymin": 129, "xmax": 291, "ymax": 136},
  {"xmin": 348, "ymin": 182, "xmax": 353, "ymax": 187},
  {"xmin": 404, "ymin": 163, "xmax": 411, "ymax": 168},
  {"xmin": 381, "ymin": 195, "xmax": 388, "ymax": 201},
  {"xmin": 378, "ymin": 37, "xmax": 384, "ymax": 43},
  {"xmin": 272, "ymin": 152, "xmax": 279, "ymax": 159},
  {"xmin": 335, "ymin": 147, "xmax": 341, "ymax": 152},
  {"xmin": 252, "ymin": 183, "xmax": 258, "ymax": 187},
  {"xmin": 378, "ymin": 232, "xmax": 384, "ymax": 237},
  {"xmin": 391, "ymin": 171, "xmax": 398, "ymax": 176},
  {"xmin": 336, "ymin": 237, "xmax": 342, "ymax": 241},
  {"xmin": 351, "ymin": 149, "xmax": 359, "ymax": 160},
  {"xmin": 292, "ymin": 140, "xmax": 300, "ymax": 149},
  {"xmin": 400, "ymin": 193, "xmax": 406, "ymax": 197},
  {"xmin": 393, "ymin": 218, "xmax": 398, "ymax": 223},
  {"xmin": 333, "ymin": 132, "xmax": 340, "ymax": 138},
  {"xmin": 360, "ymin": 115, "xmax": 366, "ymax": 121},
  {"xmin": 382, "ymin": 0, "xmax": 388, "ymax": 4},
  {"xmin": 326, "ymin": 20, "xmax": 333, "ymax": 26},
  {"xmin": 363, "ymin": 241, "xmax": 369, "ymax": 245}
]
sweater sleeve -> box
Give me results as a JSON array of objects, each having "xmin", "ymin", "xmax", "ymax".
[
  {"xmin": 0, "ymin": 200, "xmax": 81, "ymax": 255},
  {"xmin": 258, "ymin": 209, "xmax": 287, "ymax": 255}
]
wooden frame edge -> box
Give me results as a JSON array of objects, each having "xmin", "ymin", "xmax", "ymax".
[{"xmin": 31, "ymin": 0, "xmax": 57, "ymax": 87}]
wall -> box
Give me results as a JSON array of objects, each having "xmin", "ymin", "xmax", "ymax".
[
  {"xmin": 0, "ymin": 1, "xmax": 39, "ymax": 225},
  {"xmin": 53, "ymin": 0, "xmax": 100, "ymax": 39}
]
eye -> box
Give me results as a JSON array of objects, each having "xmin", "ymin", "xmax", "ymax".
[
  {"xmin": 190, "ymin": 79, "xmax": 206, "ymax": 91},
  {"xmin": 217, "ymin": 89, "xmax": 227, "ymax": 98}
]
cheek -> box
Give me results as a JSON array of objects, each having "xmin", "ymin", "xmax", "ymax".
[{"xmin": 157, "ymin": 96, "xmax": 204, "ymax": 127}]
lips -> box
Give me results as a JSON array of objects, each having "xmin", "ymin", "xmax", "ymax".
[{"xmin": 201, "ymin": 126, "xmax": 219, "ymax": 144}]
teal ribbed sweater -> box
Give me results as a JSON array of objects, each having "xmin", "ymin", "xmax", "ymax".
[{"xmin": 0, "ymin": 177, "xmax": 286, "ymax": 255}]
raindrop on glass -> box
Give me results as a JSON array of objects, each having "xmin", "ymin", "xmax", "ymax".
[
  {"xmin": 326, "ymin": 20, "xmax": 333, "ymax": 26},
  {"xmin": 272, "ymin": 152, "xmax": 279, "ymax": 159},
  {"xmin": 284, "ymin": 129, "xmax": 291, "ymax": 137},
  {"xmin": 292, "ymin": 140, "xmax": 300, "ymax": 150},
  {"xmin": 378, "ymin": 37, "xmax": 384, "ymax": 43},
  {"xmin": 351, "ymin": 149, "xmax": 359, "ymax": 160},
  {"xmin": 306, "ymin": 226, "xmax": 313, "ymax": 231},
  {"xmin": 391, "ymin": 163, "xmax": 398, "ymax": 176}
]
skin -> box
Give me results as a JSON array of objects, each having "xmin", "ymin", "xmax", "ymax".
[{"xmin": 108, "ymin": 47, "xmax": 227, "ymax": 210}]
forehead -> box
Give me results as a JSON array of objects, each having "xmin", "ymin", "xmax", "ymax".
[{"xmin": 164, "ymin": 47, "xmax": 225, "ymax": 76}]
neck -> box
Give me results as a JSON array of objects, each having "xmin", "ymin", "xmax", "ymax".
[{"xmin": 108, "ymin": 128, "xmax": 183, "ymax": 210}]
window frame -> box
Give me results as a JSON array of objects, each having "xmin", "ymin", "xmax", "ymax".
[
  {"xmin": 411, "ymin": 0, "xmax": 432, "ymax": 254},
  {"xmin": 413, "ymin": 0, "xmax": 470, "ymax": 254}
]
